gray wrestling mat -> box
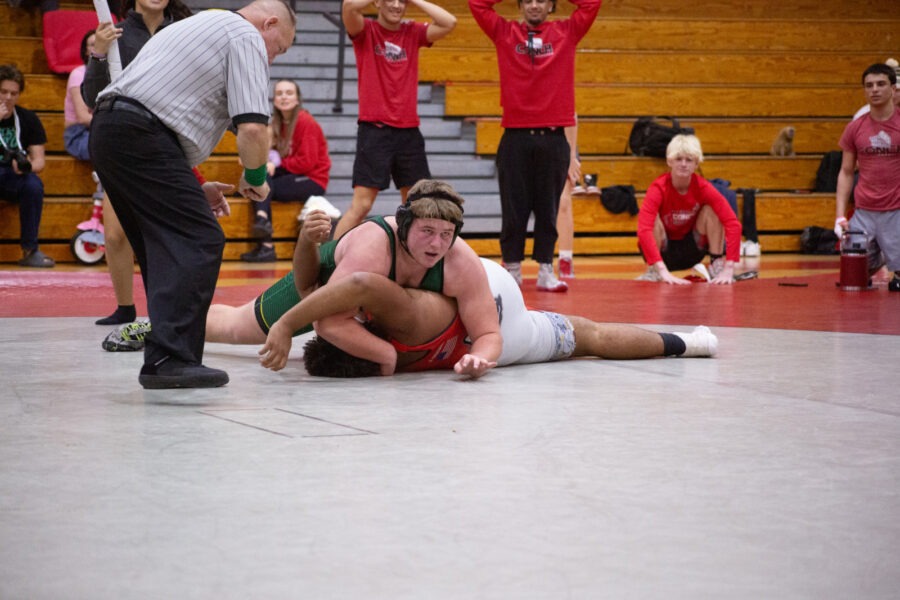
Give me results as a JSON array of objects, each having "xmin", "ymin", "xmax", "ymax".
[{"xmin": 1, "ymin": 318, "xmax": 898, "ymax": 599}]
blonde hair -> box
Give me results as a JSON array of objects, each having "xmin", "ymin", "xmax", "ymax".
[{"xmin": 666, "ymin": 134, "xmax": 704, "ymax": 163}]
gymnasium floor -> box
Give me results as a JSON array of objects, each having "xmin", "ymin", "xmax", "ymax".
[{"xmin": 1, "ymin": 254, "xmax": 898, "ymax": 599}]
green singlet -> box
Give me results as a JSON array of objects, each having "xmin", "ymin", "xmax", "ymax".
[{"xmin": 253, "ymin": 216, "xmax": 445, "ymax": 336}]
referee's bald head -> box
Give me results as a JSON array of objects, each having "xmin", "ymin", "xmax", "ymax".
[{"xmin": 239, "ymin": 0, "xmax": 297, "ymax": 64}]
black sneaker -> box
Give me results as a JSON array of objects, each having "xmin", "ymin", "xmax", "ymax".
[
  {"xmin": 139, "ymin": 356, "xmax": 229, "ymax": 389},
  {"xmin": 251, "ymin": 216, "xmax": 273, "ymax": 239},
  {"xmin": 240, "ymin": 244, "xmax": 276, "ymax": 262},
  {"xmin": 889, "ymin": 277, "xmax": 900, "ymax": 292}
]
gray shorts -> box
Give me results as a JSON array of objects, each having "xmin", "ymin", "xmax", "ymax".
[
  {"xmin": 849, "ymin": 207, "xmax": 900, "ymax": 272},
  {"xmin": 481, "ymin": 258, "xmax": 576, "ymax": 366}
]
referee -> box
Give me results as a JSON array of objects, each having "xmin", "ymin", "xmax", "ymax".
[{"xmin": 90, "ymin": 0, "xmax": 297, "ymax": 389}]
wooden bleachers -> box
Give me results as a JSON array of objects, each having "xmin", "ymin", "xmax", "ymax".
[
  {"xmin": 414, "ymin": 0, "xmax": 897, "ymax": 255},
  {"xmin": 0, "ymin": 1, "xmax": 256, "ymax": 264},
  {"xmin": 2, "ymin": 0, "xmax": 898, "ymax": 263},
  {"xmin": 473, "ymin": 118, "xmax": 849, "ymax": 156}
]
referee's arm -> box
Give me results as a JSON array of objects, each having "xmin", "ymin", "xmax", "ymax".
[{"xmin": 235, "ymin": 113, "xmax": 270, "ymax": 200}]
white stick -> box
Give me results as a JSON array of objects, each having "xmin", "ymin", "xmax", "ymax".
[{"xmin": 92, "ymin": 0, "xmax": 123, "ymax": 81}]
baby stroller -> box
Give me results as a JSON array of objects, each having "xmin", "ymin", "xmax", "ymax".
[{"xmin": 70, "ymin": 172, "xmax": 105, "ymax": 265}]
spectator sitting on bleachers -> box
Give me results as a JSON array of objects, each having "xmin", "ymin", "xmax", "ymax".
[
  {"xmin": 0, "ymin": 64, "xmax": 54, "ymax": 268},
  {"xmin": 63, "ymin": 29, "xmax": 96, "ymax": 162},
  {"xmin": 635, "ymin": 134, "xmax": 741, "ymax": 285},
  {"xmin": 242, "ymin": 80, "xmax": 333, "ymax": 262}
]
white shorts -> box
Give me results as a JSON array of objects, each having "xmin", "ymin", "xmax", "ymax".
[{"xmin": 480, "ymin": 259, "xmax": 576, "ymax": 366}]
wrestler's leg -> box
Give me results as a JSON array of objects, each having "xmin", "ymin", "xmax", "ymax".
[
  {"xmin": 568, "ymin": 317, "xmax": 718, "ymax": 359},
  {"xmin": 568, "ymin": 317, "xmax": 665, "ymax": 359},
  {"xmin": 206, "ymin": 301, "xmax": 265, "ymax": 345}
]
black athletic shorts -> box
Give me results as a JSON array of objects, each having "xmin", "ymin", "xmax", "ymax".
[
  {"xmin": 660, "ymin": 233, "xmax": 708, "ymax": 271},
  {"xmin": 352, "ymin": 121, "xmax": 430, "ymax": 190}
]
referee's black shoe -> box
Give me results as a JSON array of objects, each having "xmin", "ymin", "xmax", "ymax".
[{"xmin": 139, "ymin": 356, "xmax": 229, "ymax": 389}]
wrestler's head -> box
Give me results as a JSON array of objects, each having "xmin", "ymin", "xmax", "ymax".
[
  {"xmin": 303, "ymin": 335, "xmax": 381, "ymax": 378},
  {"xmin": 395, "ymin": 179, "xmax": 465, "ymax": 263}
]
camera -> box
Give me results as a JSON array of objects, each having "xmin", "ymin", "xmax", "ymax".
[{"xmin": 1, "ymin": 147, "xmax": 31, "ymax": 173}]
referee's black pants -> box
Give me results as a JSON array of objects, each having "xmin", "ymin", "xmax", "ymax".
[
  {"xmin": 90, "ymin": 102, "xmax": 225, "ymax": 368},
  {"xmin": 496, "ymin": 127, "xmax": 570, "ymax": 265}
]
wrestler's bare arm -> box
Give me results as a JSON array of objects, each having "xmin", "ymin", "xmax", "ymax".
[{"xmin": 442, "ymin": 242, "xmax": 502, "ymax": 377}]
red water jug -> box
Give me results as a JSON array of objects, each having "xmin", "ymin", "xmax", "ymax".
[{"xmin": 839, "ymin": 230, "xmax": 869, "ymax": 291}]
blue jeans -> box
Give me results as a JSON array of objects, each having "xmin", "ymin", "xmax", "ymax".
[{"xmin": 0, "ymin": 165, "xmax": 44, "ymax": 251}]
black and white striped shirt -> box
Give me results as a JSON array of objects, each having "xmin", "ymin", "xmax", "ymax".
[{"xmin": 99, "ymin": 10, "xmax": 271, "ymax": 166}]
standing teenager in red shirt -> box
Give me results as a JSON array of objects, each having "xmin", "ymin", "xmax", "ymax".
[
  {"xmin": 334, "ymin": 0, "xmax": 457, "ymax": 240},
  {"xmin": 469, "ymin": 0, "xmax": 601, "ymax": 292}
]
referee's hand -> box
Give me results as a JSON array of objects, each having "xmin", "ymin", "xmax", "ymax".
[{"xmin": 238, "ymin": 175, "xmax": 269, "ymax": 202}]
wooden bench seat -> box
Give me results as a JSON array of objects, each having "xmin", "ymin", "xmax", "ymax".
[
  {"xmin": 0, "ymin": 36, "xmax": 48, "ymax": 73},
  {"xmin": 465, "ymin": 192, "xmax": 836, "ymax": 256},
  {"xmin": 38, "ymin": 113, "xmax": 238, "ymax": 155},
  {"xmin": 473, "ymin": 117, "xmax": 847, "ymax": 155},
  {"xmin": 0, "ymin": 196, "xmax": 308, "ymax": 263},
  {"xmin": 408, "ymin": 0, "xmax": 900, "ymax": 20},
  {"xmin": 574, "ymin": 155, "xmax": 822, "ymax": 191},
  {"xmin": 1, "ymin": 192, "xmax": 835, "ymax": 263},
  {"xmin": 424, "ymin": 17, "xmax": 899, "ymax": 53},
  {"xmin": 0, "ymin": 6, "xmax": 41, "ymax": 36},
  {"xmin": 422, "ymin": 48, "xmax": 886, "ymax": 86},
  {"xmin": 445, "ymin": 82, "xmax": 861, "ymax": 118}
]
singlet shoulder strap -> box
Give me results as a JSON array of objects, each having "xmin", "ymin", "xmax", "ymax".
[{"xmin": 367, "ymin": 216, "xmax": 397, "ymax": 281}]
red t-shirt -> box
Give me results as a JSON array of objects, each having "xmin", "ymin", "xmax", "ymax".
[
  {"xmin": 839, "ymin": 108, "xmax": 900, "ymax": 212},
  {"xmin": 279, "ymin": 110, "xmax": 331, "ymax": 190},
  {"xmin": 351, "ymin": 18, "xmax": 430, "ymax": 128},
  {"xmin": 637, "ymin": 172, "xmax": 742, "ymax": 264},
  {"xmin": 469, "ymin": 0, "xmax": 601, "ymax": 128}
]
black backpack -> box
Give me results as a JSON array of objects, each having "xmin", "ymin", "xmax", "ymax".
[
  {"xmin": 799, "ymin": 226, "xmax": 839, "ymax": 255},
  {"xmin": 814, "ymin": 151, "xmax": 843, "ymax": 192},
  {"xmin": 627, "ymin": 117, "xmax": 695, "ymax": 158}
]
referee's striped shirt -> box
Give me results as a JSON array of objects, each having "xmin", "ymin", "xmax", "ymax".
[{"xmin": 99, "ymin": 10, "xmax": 271, "ymax": 166}]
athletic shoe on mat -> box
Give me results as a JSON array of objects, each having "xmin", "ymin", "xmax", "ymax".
[
  {"xmin": 537, "ymin": 263, "xmax": 568, "ymax": 292},
  {"xmin": 635, "ymin": 266, "xmax": 662, "ymax": 282},
  {"xmin": 674, "ymin": 326, "xmax": 718, "ymax": 358},
  {"xmin": 102, "ymin": 320, "xmax": 151, "ymax": 352}
]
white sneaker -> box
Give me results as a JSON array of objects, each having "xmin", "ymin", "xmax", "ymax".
[
  {"xmin": 503, "ymin": 261, "xmax": 523, "ymax": 286},
  {"xmin": 692, "ymin": 262, "xmax": 711, "ymax": 282},
  {"xmin": 536, "ymin": 263, "xmax": 568, "ymax": 292},
  {"xmin": 635, "ymin": 265, "xmax": 662, "ymax": 281},
  {"xmin": 299, "ymin": 196, "xmax": 341, "ymax": 220},
  {"xmin": 674, "ymin": 326, "xmax": 718, "ymax": 358},
  {"xmin": 741, "ymin": 240, "xmax": 761, "ymax": 256}
]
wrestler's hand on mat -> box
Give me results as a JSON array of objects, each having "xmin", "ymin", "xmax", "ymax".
[
  {"xmin": 259, "ymin": 320, "xmax": 293, "ymax": 371},
  {"xmin": 300, "ymin": 210, "xmax": 332, "ymax": 244},
  {"xmin": 238, "ymin": 176, "xmax": 269, "ymax": 202},
  {"xmin": 453, "ymin": 354, "xmax": 497, "ymax": 379},
  {"xmin": 710, "ymin": 261, "xmax": 736, "ymax": 285},
  {"xmin": 203, "ymin": 181, "xmax": 234, "ymax": 218}
]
